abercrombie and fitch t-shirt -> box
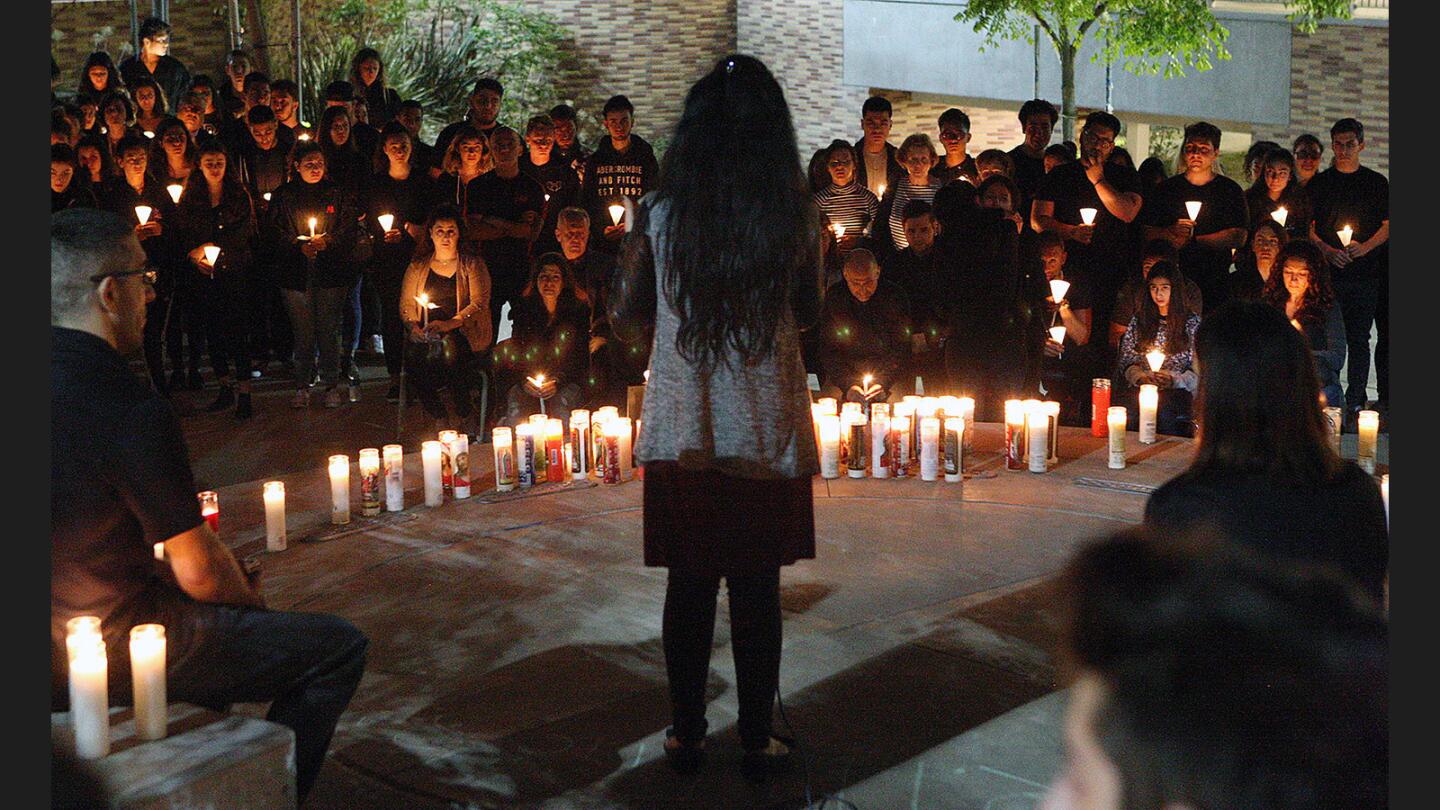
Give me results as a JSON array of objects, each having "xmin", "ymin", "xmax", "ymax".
[{"xmin": 580, "ymin": 134, "xmax": 659, "ymax": 251}]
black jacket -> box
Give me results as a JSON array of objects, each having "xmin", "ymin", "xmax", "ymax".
[{"xmin": 266, "ymin": 178, "xmax": 363, "ymax": 290}]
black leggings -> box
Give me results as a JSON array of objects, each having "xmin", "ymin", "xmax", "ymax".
[
  {"xmin": 663, "ymin": 568, "xmax": 782, "ymax": 750},
  {"xmin": 404, "ymin": 334, "xmax": 475, "ymax": 421},
  {"xmin": 203, "ymin": 270, "xmax": 252, "ymax": 382}
]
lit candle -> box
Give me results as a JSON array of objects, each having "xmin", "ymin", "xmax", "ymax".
[
  {"xmin": 328, "ymin": 455, "xmax": 350, "ymax": 524},
  {"xmin": 1145, "ymin": 349, "xmax": 1166, "ymax": 373},
  {"xmin": 1356, "ymin": 409, "xmax": 1379, "ymax": 474},
  {"xmin": 569, "ymin": 411, "xmax": 591, "ymax": 479},
  {"xmin": 65, "ymin": 616, "xmax": 102, "ymax": 660},
  {"xmin": 846, "ymin": 413, "xmax": 868, "ymax": 478},
  {"xmin": 1323, "ymin": 407, "xmax": 1343, "ymax": 454},
  {"xmin": 197, "ymin": 490, "xmax": 219, "ymax": 533},
  {"xmin": 1138, "ymin": 384, "xmax": 1159, "ymax": 445},
  {"xmin": 608, "ymin": 203, "xmax": 625, "ymax": 226},
  {"xmin": 1022, "ymin": 399, "xmax": 1043, "ymax": 461},
  {"xmin": 67, "ymin": 633, "xmax": 109, "ymax": 759},
  {"xmin": 437, "ymin": 430, "xmax": 457, "ymax": 494},
  {"xmin": 529, "ymin": 414, "xmax": 550, "ymax": 479},
  {"xmin": 263, "ymin": 481, "xmax": 286, "ymax": 551},
  {"xmin": 871, "ymin": 410, "xmax": 891, "ymax": 478},
  {"xmin": 383, "ymin": 444, "xmax": 404, "ymax": 511},
  {"xmin": 359, "ymin": 449, "xmax": 381, "ymax": 516},
  {"xmin": 1381, "ymin": 474, "xmax": 1389, "ymax": 530},
  {"xmin": 861, "ymin": 373, "xmax": 873, "ymax": 398},
  {"xmin": 1027, "ymin": 409, "xmax": 1049, "ymax": 473},
  {"xmin": 616, "ymin": 417, "xmax": 634, "ymax": 481},
  {"xmin": 1091, "ymin": 379, "xmax": 1110, "ymax": 438},
  {"xmin": 602, "ymin": 418, "xmax": 624, "ymax": 484},
  {"xmin": 943, "ymin": 416, "xmax": 964, "ymax": 483},
  {"xmin": 154, "ymin": 542, "xmax": 164, "ymax": 560},
  {"xmin": 1078, "ymin": 207, "xmax": 1097, "ymax": 226},
  {"xmin": 166, "ymin": 183, "xmax": 183, "ymax": 204},
  {"xmin": 377, "ymin": 213, "xmax": 394, "ymax": 233},
  {"xmin": 1049, "ymin": 325, "xmax": 1066, "ymax": 346},
  {"xmin": 1049, "ymin": 278, "xmax": 1070, "ymax": 304},
  {"xmin": 527, "ymin": 373, "xmax": 548, "ymax": 416},
  {"xmin": 545, "ymin": 418, "xmax": 566, "ymax": 483},
  {"xmin": 492, "ymin": 427, "xmax": 516, "ymax": 492},
  {"xmin": 129, "ymin": 624, "xmax": 167, "ymax": 741},
  {"xmin": 1290, "ymin": 318, "xmax": 1303, "ymax": 332},
  {"xmin": 262, "ymin": 192, "xmax": 272, "ymax": 202},
  {"xmin": 890, "ymin": 414, "xmax": 911, "ymax": 477},
  {"xmin": 1337, "ymin": 224, "xmax": 1354, "ymax": 247},
  {"xmin": 308, "ymin": 216, "xmax": 317, "ymax": 239},
  {"xmin": 590, "ymin": 410, "xmax": 611, "ymax": 480},
  {"xmin": 818, "ymin": 414, "xmax": 841, "ymax": 479},
  {"xmin": 421, "ymin": 440, "xmax": 444, "ymax": 505},
  {"xmin": 877, "ymin": 183, "xmax": 887, "ymax": 199},
  {"xmin": 202, "ymin": 245, "xmax": 221, "ymax": 267},
  {"xmin": 1271, "ymin": 207, "xmax": 1288, "ymax": 227},
  {"xmin": 1107, "ymin": 406, "xmax": 1127, "ymax": 469},
  {"xmin": 919, "ymin": 416, "xmax": 941, "ymax": 481},
  {"xmin": 832, "ymin": 222, "xmax": 846, "ymax": 240},
  {"xmin": 811, "ymin": 402, "xmax": 826, "ymax": 464},
  {"xmin": 1004, "ymin": 399, "xmax": 1026, "ymax": 471},
  {"xmin": 134, "ymin": 205, "xmax": 153, "ymax": 226},
  {"xmin": 1184, "ymin": 200, "xmax": 1202, "ymax": 221},
  {"xmin": 958, "ymin": 396, "xmax": 975, "ymax": 452},
  {"xmin": 817, "ymin": 397, "xmax": 838, "ymax": 416},
  {"xmin": 298, "ymin": 131, "xmax": 311, "ymax": 141},
  {"xmin": 1043, "ymin": 401, "xmax": 1060, "ymax": 464},
  {"xmin": 415, "ymin": 293, "xmax": 432, "ymax": 329}
]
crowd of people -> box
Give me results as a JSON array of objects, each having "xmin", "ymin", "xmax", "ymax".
[{"xmin": 51, "ymin": 18, "xmax": 1388, "ymax": 437}]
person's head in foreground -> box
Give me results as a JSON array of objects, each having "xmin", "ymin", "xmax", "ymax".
[
  {"xmin": 1043, "ymin": 528, "xmax": 1387, "ymax": 810},
  {"xmin": 52, "ymin": 208, "xmax": 154, "ymax": 355}
]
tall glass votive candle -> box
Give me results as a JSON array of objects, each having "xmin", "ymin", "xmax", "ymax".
[
  {"xmin": 129, "ymin": 624, "xmax": 167, "ymax": 740},
  {"xmin": 1107, "ymin": 406, "xmax": 1127, "ymax": 469},
  {"xmin": 1138, "ymin": 385, "xmax": 1159, "ymax": 445},
  {"xmin": 1357, "ymin": 410, "xmax": 1379, "ymax": 473},
  {"xmin": 358, "ymin": 449, "xmax": 381, "ymax": 516},
  {"xmin": 383, "ymin": 444, "xmax": 404, "ymax": 512},
  {"xmin": 492, "ymin": 427, "xmax": 516, "ymax": 492},
  {"xmin": 263, "ymin": 481, "xmax": 286, "ymax": 551},
  {"xmin": 328, "ymin": 455, "xmax": 351, "ymax": 524},
  {"xmin": 421, "ymin": 441, "xmax": 444, "ymax": 506},
  {"xmin": 197, "ymin": 491, "xmax": 219, "ymax": 533}
]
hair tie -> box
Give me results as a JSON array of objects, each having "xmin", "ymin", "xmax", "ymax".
[{"xmin": 726, "ymin": 59, "xmax": 736, "ymax": 74}]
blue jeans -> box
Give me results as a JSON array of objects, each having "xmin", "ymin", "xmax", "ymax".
[{"xmin": 282, "ymin": 286, "xmax": 347, "ymax": 388}]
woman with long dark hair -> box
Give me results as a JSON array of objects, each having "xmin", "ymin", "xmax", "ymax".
[
  {"xmin": 495, "ymin": 252, "xmax": 590, "ymax": 425},
  {"xmin": 76, "ymin": 52, "xmax": 124, "ymax": 107},
  {"xmin": 99, "ymin": 92, "xmax": 136, "ymax": 156},
  {"xmin": 349, "ymin": 47, "xmax": 402, "ymax": 127},
  {"xmin": 1227, "ymin": 219, "xmax": 1287, "ymax": 302},
  {"xmin": 318, "ymin": 105, "xmax": 366, "ymax": 194},
  {"xmin": 1118, "ymin": 261, "xmax": 1201, "ymax": 436},
  {"xmin": 75, "ymin": 134, "xmax": 114, "ymax": 187},
  {"xmin": 399, "ymin": 205, "xmax": 492, "ymax": 431},
  {"xmin": 51, "ymin": 144, "xmax": 95, "ymax": 211},
  {"xmin": 365, "ymin": 121, "xmax": 433, "ymax": 400},
  {"xmin": 1263, "ymin": 241, "xmax": 1345, "ymax": 407},
  {"xmin": 812, "ymin": 138, "xmax": 879, "ymax": 284},
  {"xmin": 151, "ymin": 116, "xmax": 198, "ymax": 187},
  {"xmin": 130, "ymin": 75, "xmax": 168, "ymax": 135},
  {"xmin": 609, "ymin": 54, "xmax": 821, "ymax": 780},
  {"xmin": 1144, "ymin": 299, "xmax": 1386, "ymax": 605},
  {"xmin": 1243, "ymin": 147, "xmax": 1312, "ymax": 241}
]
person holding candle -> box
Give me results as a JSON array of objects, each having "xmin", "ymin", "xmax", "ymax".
[
  {"xmin": 1108, "ymin": 239, "xmax": 1205, "ymax": 350},
  {"xmin": 1243, "ymin": 148, "xmax": 1312, "ymax": 242},
  {"xmin": 1139, "ymin": 121, "xmax": 1249, "ymax": 310},
  {"xmin": 400, "ymin": 205, "xmax": 492, "ymax": 432},
  {"xmin": 1118, "ymin": 262, "xmax": 1200, "ymax": 437},
  {"xmin": 520, "ymin": 114, "xmax": 582, "ymax": 257},
  {"xmin": 1306, "ymin": 118, "xmax": 1389, "ymax": 426},
  {"xmin": 76, "ymin": 51, "xmax": 126, "ymax": 109},
  {"xmin": 883, "ymin": 200, "xmax": 950, "ymax": 388},
  {"xmin": 817, "ymin": 248, "xmax": 912, "ymax": 403},
  {"xmin": 468, "ymin": 126, "xmax": 547, "ymax": 347},
  {"xmin": 496, "ymin": 253, "xmax": 590, "ymax": 426},
  {"xmin": 129, "ymin": 76, "xmax": 169, "ymax": 136},
  {"xmin": 1143, "ymin": 300, "xmax": 1387, "ymax": 606},
  {"xmin": 1031, "ymin": 232, "xmax": 1095, "ymax": 424},
  {"xmin": 931, "ymin": 108, "xmax": 979, "ymax": 186},
  {"xmin": 51, "ymin": 208, "xmax": 369, "ymax": 803},
  {"xmin": 1226, "ymin": 220, "xmax": 1288, "ymax": 303},
  {"xmin": 609, "ymin": 56, "xmax": 820, "ymax": 779},
  {"xmin": 366, "ymin": 121, "xmax": 434, "ymax": 401},
  {"xmin": 852, "ymin": 95, "xmax": 905, "ymax": 203},
  {"xmin": 150, "ymin": 117, "xmax": 197, "ymax": 191},
  {"xmin": 1262, "ymin": 242, "xmax": 1346, "ymax": 408},
  {"xmin": 580, "ymin": 95, "xmax": 659, "ymax": 254},
  {"xmin": 268, "ymin": 141, "xmax": 363, "ymax": 409},
  {"xmin": 118, "ymin": 17, "xmax": 191, "ymax": 116},
  {"xmin": 176, "ymin": 141, "xmax": 258, "ymax": 418},
  {"xmin": 813, "ymin": 139, "xmax": 881, "ymax": 284},
  {"xmin": 235, "ymin": 104, "xmax": 297, "ymax": 381}
]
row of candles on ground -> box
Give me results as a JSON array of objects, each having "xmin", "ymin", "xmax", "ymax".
[{"xmin": 63, "ymin": 617, "xmax": 167, "ymax": 759}]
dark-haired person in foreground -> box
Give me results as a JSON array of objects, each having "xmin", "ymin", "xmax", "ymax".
[
  {"xmin": 1040, "ymin": 528, "xmax": 1387, "ymax": 810},
  {"xmin": 51, "ymin": 209, "xmax": 367, "ymax": 803},
  {"xmin": 1144, "ymin": 299, "xmax": 1387, "ymax": 605},
  {"xmin": 1009, "ymin": 98, "xmax": 1057, "ymax": 201},
  {"xmin": 610, "ymin": 55, "xmax": 820, "ymax": 781},
  {"xmin": 854, "ymin": 95, "xmax": 904, "ymax": 199}
]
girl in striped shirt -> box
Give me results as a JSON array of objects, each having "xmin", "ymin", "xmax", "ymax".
[{"xmin": 888, "ymin": 134, "xmax": 941, "ymax": 252}]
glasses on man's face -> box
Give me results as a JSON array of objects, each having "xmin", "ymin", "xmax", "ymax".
[
  {"xmin": 90, "ymin": 267, "xmax": 158, "ymax": 286},
  {"xmin": 938, "ymin": 129, "xmax": 966, "ymax": 142},
  {"xmin": 1082, "ymin": 130, "xmax": 1115, "ymax": 147}
]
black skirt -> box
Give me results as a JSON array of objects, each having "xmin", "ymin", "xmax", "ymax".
[{"xmin": 643, "ymin": 460, "xmax": 815, "ymax": 577}]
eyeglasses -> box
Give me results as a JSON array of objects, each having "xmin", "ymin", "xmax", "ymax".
[
  {"xmin": 90, "ymin": 267, "xmax": 158, "ymax": 286},
  {"xmin": 1081, "ymin": 130, "xmax": 1116, "ymax": 147},
  {"xmin": 938, "ymin": 130, "xmax": 967, "ymax": 141}
]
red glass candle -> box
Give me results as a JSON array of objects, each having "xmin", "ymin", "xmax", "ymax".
[
  {"xmin": 1090, "ymin": 378, "xmax": 1111, "ymax": 437},
  {"xmin": 197, "ymin": 491, "xmax": 219, "ymax": 533}
]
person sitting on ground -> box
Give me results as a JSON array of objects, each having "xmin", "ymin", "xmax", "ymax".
[
  {"xmin": 1143, "ymin": 298, "xmax": 1386, "ymax": 605},
  {"xmin": 818, "ymin": 248, "xmax": 912, "ymax": 403},
  {"xmin": 1264, "ymin": 241, "xmax": 1346, "ymax": 408},
  {"xmin": 1031, "ymin": 231, "xmax": 1095, "ymax": 422},
  {"xmin": 1040, "ymin": 528, "xmax": 1387, "ymax": 810},
  {"xmin": 1117, "ymin": 262, "xmax": 1200, "ymax": 437},
  {"xmin": 555, "ymin": 207, "xmax": 646, "ymax": 410},
  {"xmin": 1227, "ymin": 219, "xmax": 1287, "ymax": 302},
  {"xmin": 1108, "ymin": 239, "xmax": 1203, "ymax": 349},
  {"xmin": 51, "ymin": 208, "xmax": 368, "ymax": 805},
  {"xmin": 496, "ymin": 252, "xmax": 591, "ymax": 425},
  {"xmin": 399, "ymin": 205, "xmax": 492, "ymax": 433}
]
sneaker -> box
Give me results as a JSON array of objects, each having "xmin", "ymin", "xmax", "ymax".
[
  {"xmin": 291, "ymin": 388, "xmax": 310, "ymax": 409},
  {"xmin": 324, "ymin": 386, "xmax": 345, "ymax": 408}
]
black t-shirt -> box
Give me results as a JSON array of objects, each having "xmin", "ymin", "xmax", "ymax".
[
  {"xmin": 118, "ymin": 55, "xmax": 191, "ymax": 115},
  {"xmin": 1307, "ymin": 165, "xmax": 1390, "ymax": 279},
  {"xmin": 1225, "ymin": 254, "xmax": 1271, "ymax": 302},
  {"xmin": 930, "ymin": 156, "xmax": 978, "ymax": 186},
  {"xmin": 1034, "ymin": 161, "xmax": 1142, "ymax": 289},
  {"xmin": 1145, "ymin": 463, "xmax": 1388, "ymax": 604},
  {"xmin": 363, "ymin": 172, "xmax": 434, "ymax": 271},
  {"xmin": 520, "ymin": 153, "xmax": 581, "ymax": 257},
  {"xmin": 51, "ymin": 328, "xmax": 203, "ymax": 698},
  {"xmin": 1139, "ymin": 173, "xmax": 1248, "ymax": 303},
  {"xmin": 1008, "ymin": 145, "xmax": 1047, "ymax": 200},
  {"xmin": 466, "ymin": 171, "xmax": 545, "ymax": 294}
]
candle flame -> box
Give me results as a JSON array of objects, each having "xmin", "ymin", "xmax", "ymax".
[
  {"xmin": 877, "ymin": 184, "xmax": 887, "ymax": 198},
  {"xmin": 833, "ymin": 223, "xmax": 846, "ymax": 239}
]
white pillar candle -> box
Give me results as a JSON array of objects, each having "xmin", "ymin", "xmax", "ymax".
[
  {"xmin": 421, "ymin": 441, "xmax": 444, "ymax": 505},
  {"xmin": 67, "ymin": 637, "xmax": 109, "ymax": 759},
  {"xmin": 438, "ymin": 430, "xmax": 457, "ymax": 494},
  {"xmin": 615, "ymin": 417, "xmax": 634, "ymax": 481},
  {"xmin": 1107, "ymin": 406, "xmax": 1127, "ymax": 469},
  {"xmin": 328, "ymin": 455, "xmax": 350, "ymax": 524},
  {"xmin": 1043, "ymin": 401, "xmax": 1060, "ymax": 463},
  {"xmin": 383, "ymin": 444, "xmax": 405, "ymax": 511},
  {"xmin": 358, "ymin": 449, "xmax": 382, "ymax": 516},
  {"xmin": 492, "ymin": 427, "xmax": 516, "ymax": 492},
  {"xmin": 1005, "ymin": 399, "xmax": 1026, "ymax": 471},
  {"xmin": 1357, "ymin": 410, "xmax": 1379, "ymax": 474},
  {"xmin": 602, "ymin": 418, "xmax": 624, "ymax": 484},
  {"xmin": 589, "ymin": 411, "xmax": 608, "ymax": 480},
  {"xmin": 1323, "ymin": 407, "xmax": 1343, "ymax": 454},
  {"xmin": 817, "ymin": 397, "xmax": 838, "ymax": 416},
  {"xmin": 1381, "ymin": 474, "xmax": 1389, "ymax": 530},
  {"xmin": 959, "ymin": 396, "xmax": 975, "ymax": 452},
  {"xmin": 818, "ymin": 414, "xmax": 841, "ymax": 479},
  {"xmin": 919, "ymin": 416, "xmax": 940, "ymax": 482},
  {"xmin": 871, "ymin": 412, "xmax": 891, "ymax": 478},
  {"xmin": 263, "ymin": 481, "xmax": 287, "ymax": 551},
  {"xmin": 129, "ymin": 624, "xmax": 167, "ymax": 741},
  {"xmin": 888, "ymin": 414, "xmax": 909, "ymax": 476},
  {"xmin": 1184, "ymin": 200, "xmax": 1202, "ymax": 220},
  {"xmin": 66, "ymin": 616, "xmax": 102, "ymax": 660},
  {"xmin": 1138, "ymin": 385, "xmax": 1159, "ymax": 445},
  {"xmin": 569, "ymin": 411, "xmax": 591, "ymax": 479},
  {"xmin": 1027, "ymin": 410, "xmax": 1049, "ymax": 473},
  {"xmin": 943, "ymin": 416, "xmax": 964, "ymax": 483}
]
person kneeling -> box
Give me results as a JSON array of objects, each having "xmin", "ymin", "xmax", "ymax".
[
  {"xmin": 818, "ymin": 248, "xmax": 912, "ymax": 403},
  {"xmin": 1117, "ymin": 262, "xmax": 1199, "ymax": 437},
  {"xmin": 496, "ymin": 253, "xmax": 591, "ymax": 425}
]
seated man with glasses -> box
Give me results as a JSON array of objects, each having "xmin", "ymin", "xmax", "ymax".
[
  {"xmin": 1140, "ymin": 121, "xmax": 1250, "ymax": 310},
  {"xmin": 50, "ymin": 208, "xmax": 368, "ymax": 804}
]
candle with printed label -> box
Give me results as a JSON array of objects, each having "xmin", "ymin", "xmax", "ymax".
[
  {"xmin": 1138, "ymin": 385, "xmax": 1159, "ymax": 445},
  {"xmin": 359, "ymin": 449, "xmax": 381, "ymax": 516},
  {"xmin": 1357, "ymin": 410, "xmax": 1379, "ymax": 474},
  {"xmin": 197, "ymin": 490, "xmax": 219, "ymax": 532},
  {"xmin": 1108, "ymin": 406, "xmax": 1127, "ymax": 469},
  {"xmin": 383, "ymin": 445, "xmax": 404, "ymax": 511},
  {"xmin": 818, "ymin": 414, "xmax": 841, "ymax": 479},
  {"xmin": 569, "ymin": 411, "xmax": 591, "ymax": 479},
  {"xmin": 943, "ymin": 416, "xmax": 964, "ymax": 483},
  {"xmin": 1005, "ymin": 399, "xmax": 1026, "ymax": 470},
  {"xmin": 919, "ymin": 416, "xmax": 940, "ymax": 481},
  {"xmin": 1091, "ymin": 379, "xmax": 1111, "ymax": 438},
  {"xmin": 493, "ymin": 428, "xmax": 516, "ymax": 492},
  {"xmin": 1027, "ymin": 410, "xmax": 1049, "ymax": 473}
]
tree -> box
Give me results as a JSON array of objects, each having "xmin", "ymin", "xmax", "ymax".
[{"xmin": 953, "ymin": 0, "xmax": 1354, "ymax": 141}]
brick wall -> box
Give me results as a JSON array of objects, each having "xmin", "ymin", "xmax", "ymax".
[
  {"xmin": 52, "ymin": 1, "xmax": 233, "ymax": 99},
  {"xmin": 517, "ymin": 0, "xmax": 736, "ymax": 150},
  {"xmin": 1251, "ymin": 22, "xmax": 1388, "ymax": 177}
]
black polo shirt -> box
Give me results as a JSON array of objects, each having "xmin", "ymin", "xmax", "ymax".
[{"xmin": 51, "ymin": 327, "xmax": 202, "ymax": 698}]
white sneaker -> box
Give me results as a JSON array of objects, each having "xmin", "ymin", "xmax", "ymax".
[{"xmin": 291, "ymin": 388, "xmax": 310, "ymax": 409}]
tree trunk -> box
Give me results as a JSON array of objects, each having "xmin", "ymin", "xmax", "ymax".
[{"xmin": 1059, "ymin": 41, "xmax": 1077, "ymax": 143}]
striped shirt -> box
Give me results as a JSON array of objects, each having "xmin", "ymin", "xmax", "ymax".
[
  {"xmin": 888, "ymin": 177, "xmax": 942, "ymax": 251},
  {"xmin": 813, "ymin": 182, "xmax": 880, "ymax": 240}
]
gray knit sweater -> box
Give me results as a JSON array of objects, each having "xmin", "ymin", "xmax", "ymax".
[{"xmin": 610, "ymin": 199, "xmax": 822, "ymax": 480}]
